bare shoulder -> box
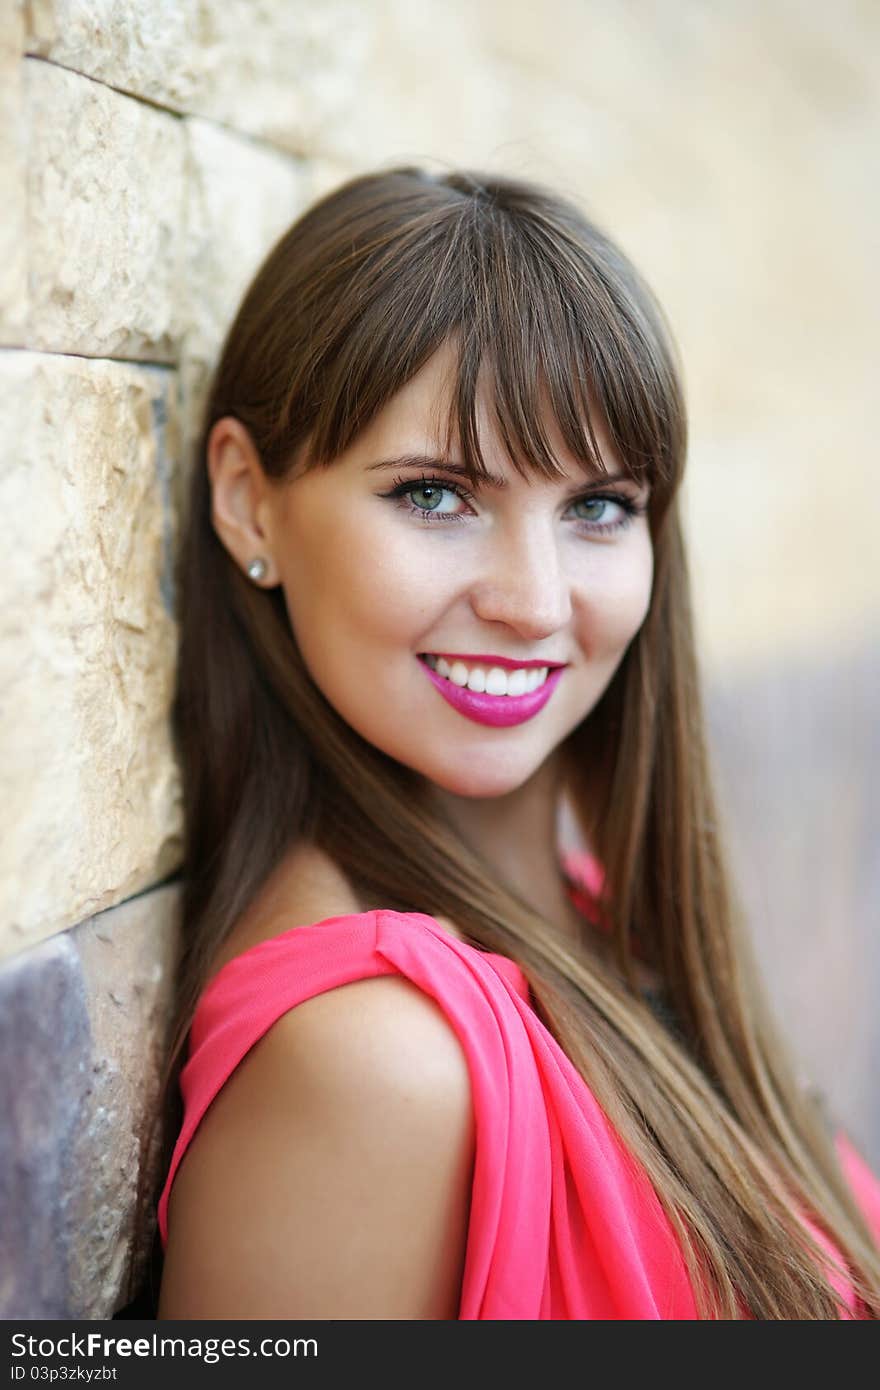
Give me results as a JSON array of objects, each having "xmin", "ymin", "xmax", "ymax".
[
  {"xmin": 158, "ymin": 973, "xmax": 476, "ymax": 1319},
  {"xmin": 208, "ymin": 840, "xmax": 468, "ymax": 976},
  {"xmin": 207, "ymin": 842, "xmax": 367, "ymax": 975}
]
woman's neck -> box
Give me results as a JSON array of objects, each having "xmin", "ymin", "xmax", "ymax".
[{"xmin": 423, "ymin": 754, "xmax": 594, "ymax": 943}]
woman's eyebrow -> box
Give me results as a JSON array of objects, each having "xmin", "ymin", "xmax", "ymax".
[
  {"xmin": 365, "ymin": 454, "xmax": 510, "ymax": 487},
  {"xmin": 365, "ymin": 454, "xmax": 636, "ymax": 490}
]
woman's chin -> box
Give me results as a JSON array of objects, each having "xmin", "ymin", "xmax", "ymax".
[{"xmin": 414, "ymin": 752, "xmax": 547, "ymax": 801}]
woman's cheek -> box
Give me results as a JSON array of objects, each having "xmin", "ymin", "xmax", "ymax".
[{"xmin": 573, "ymin": 540, "xmax": 653, "ymax": 655}]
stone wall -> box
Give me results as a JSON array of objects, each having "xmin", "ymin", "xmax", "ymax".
[{"xmin": 1, "ymin": 0, "xmax": 877, "ymax": 1317}]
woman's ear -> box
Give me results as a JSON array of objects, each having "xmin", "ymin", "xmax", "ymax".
[{"xmin": 206, "ymin": 417, "xmax": 280, "ymax": 586}]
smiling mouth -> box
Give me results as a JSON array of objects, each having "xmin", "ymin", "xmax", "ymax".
[{"xmin": 418, "ymin": 653, "xmax": 553, "ymax": 697}]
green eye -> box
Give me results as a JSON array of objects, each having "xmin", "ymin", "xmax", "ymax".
[
  {"xmin": 410, "ymin": 485, "xmax": 446, "ymax": 511},
  {"xmin": 386, "ymin": 475, "xmax": 473, "ymax": 524},
  {"xmin": 568, "ymin": 492, "xmax": 643, "ymax": 534},
  {"xmin": 575, "ymin": 498, "xmax": 607, "ymax": 520}
]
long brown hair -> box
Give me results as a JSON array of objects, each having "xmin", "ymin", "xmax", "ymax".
[{"xmin": 151, "ymin": 165, "xmax": 880, "ymax": 1317}]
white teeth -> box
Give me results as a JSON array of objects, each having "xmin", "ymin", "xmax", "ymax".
[{"xmin": 422, "ymin": 654, "xmax": 553, "ymax": 697}]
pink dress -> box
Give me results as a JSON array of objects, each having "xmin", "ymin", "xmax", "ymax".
[{"xmin": 157, "ymin": 849, "xmax": 880, "ymax": 1318}]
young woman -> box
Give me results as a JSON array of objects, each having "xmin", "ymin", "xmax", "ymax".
[{"xmin": 153, "ymin": 165, "xmax": 880, "ymax": 1319}]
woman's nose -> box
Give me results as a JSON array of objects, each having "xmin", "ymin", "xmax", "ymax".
[{"xmin": 468, "ymin": 521, "xmax": 573, "ymax": 639}]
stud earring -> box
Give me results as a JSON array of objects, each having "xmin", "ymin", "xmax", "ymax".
[{"xmin": 246, "ymin": 557, "xmax": 268, "ymax": 583}]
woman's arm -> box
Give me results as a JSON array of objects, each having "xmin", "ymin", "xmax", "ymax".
[{"xmin": 157, "ymin": 974, "xmax": 476, "ymax": 1319}]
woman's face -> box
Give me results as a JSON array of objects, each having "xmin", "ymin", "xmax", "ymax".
[{"xmin": 262, "ymin": 340, "xmax": 654, "ymax": 799}]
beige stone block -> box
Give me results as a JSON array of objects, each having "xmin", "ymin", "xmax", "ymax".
[
  {"xmin": 26, "ymin": 59, "xmax": 185, "ymax": 360},
  {"xmin": 189, "ymin": 0, "xmax": 370, "ymax": 155},
  {"xmin": 25, "ymin": 0, "xmax": 197, "ymax": 110},
  {"xmin": 0, "ymin": 0, "xmax": 27, "ymax": 344},
  {"xmin": 0, "ymin": 352, "xmax": 182, "ymax": 963},
  {"xmin": 310, "ymin": 1, "xmax": 509, "ymax": 168},
  {"xmin": 178, "ymin": 153, "xmax": 352, "ymax": 480},
  {"xmin": 179, "ymin": 117, "xmax": 305, "ymax": 457},
  {"xmin": 183, "ymin": 116, "xmax": 305, "ymax": 367},
  {"xmin": 25, "ymin": 0, "xmax": 371, "ymax": 157}
]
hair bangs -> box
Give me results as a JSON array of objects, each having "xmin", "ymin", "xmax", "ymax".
[{"xmin": 286, "ymin": 181, "xmax": 683, "ymax": 511}]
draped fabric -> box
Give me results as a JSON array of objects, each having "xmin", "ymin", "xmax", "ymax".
[{"xmin": 158, "ymin": 850, "xmax": 880, "ymax": 1318}]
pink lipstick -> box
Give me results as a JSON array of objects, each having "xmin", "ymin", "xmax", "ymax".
[{"xmin": 417, "ymin": 655, "xmax": 565, "ymax": 728}]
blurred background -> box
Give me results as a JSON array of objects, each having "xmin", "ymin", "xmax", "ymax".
[{"xmin": 0, "ymin": 0, "xmax": 877, "ymax": 1316}]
